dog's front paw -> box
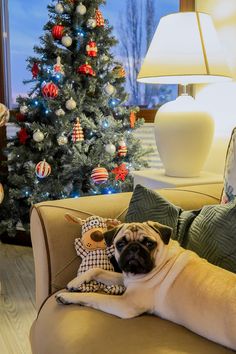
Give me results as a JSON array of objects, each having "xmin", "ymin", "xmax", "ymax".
[
  {"xmin": 66, "ymin": 277, "xmax": 83, "ymax": 291},
  {"xmin": 55, "ymin": 292, "xmax": 76, "ymax": 305}
]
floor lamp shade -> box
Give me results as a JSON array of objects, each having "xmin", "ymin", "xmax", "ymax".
[{"xmin": 137, "ymin": 12, "xmax": 232, "ymax": 177}]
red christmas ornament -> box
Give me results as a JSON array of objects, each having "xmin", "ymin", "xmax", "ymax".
[
  {"xmin": 77, "ymin": 63, "xmax": 96, "ymax": 76},
  {"xmin": 91, "ymin": 166, "xmax": 109, "ymax": 184},
  {"xmin": 35, "ymin": 160, "xmax": 51, "ymax": 178},
  {"xmin": 95, "ymin": 9, "xmax": 105, "ymax": 27},
  {"xmin": 86, "ymin": 41, "xmax": 98, "ymax": 57},
  {"xmin": 52, "ymin": 25, "xmax": 64, "ymax": 40},
  {"xmin": 16, "ymin": 112, "xmax": 25, "ymax": 122},
  {"xmin": 72, "ymin": 118, "xmax": 84, "ymax": 143},
  {"xmin": 32, "ymin": 62, "xmax": 39, "ymax": 78},
  {"xmin": 129, "ymin": 111, "xmax": 136, "ymax": 129},
  {"xmin": 111, "ymin": 163, "xmax": 129, "ymax": 181},
  {"xmin": 118, "ymin": 140, "xmax": 128, "ymax": 157},
  {"xmin": 41, "ymin": 82, "xmax": 59, "ymax": 99},
  {"xmin": 18, "ymin": 128, "xmax": 29, "ymax": 144}
]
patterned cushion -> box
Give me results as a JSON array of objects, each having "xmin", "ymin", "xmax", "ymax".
[
  {"xmin": 126, "ymin": 184, "xmax": 236, "ymax": 273},
  {"xmin": 221, "ymin": 127, "xmax": 236, "ymax": 203}
]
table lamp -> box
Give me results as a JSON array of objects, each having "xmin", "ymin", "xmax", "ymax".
[{"xmin": 137, "ymin": 12, "xmax": 232, "ymax": 177}]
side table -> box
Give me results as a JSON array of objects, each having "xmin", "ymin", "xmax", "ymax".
[{"xmin": 133, "ymin": 169, "xmax": 223, "ymax": 189}]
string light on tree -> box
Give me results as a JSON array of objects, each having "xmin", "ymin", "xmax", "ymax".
[
  {"xmin": 108, "ymin": 97, "xmax": 121, "ymax": 108},
  {"xmin": 35, "ymin": 160, "xmax": 51, "ymax": 178}
]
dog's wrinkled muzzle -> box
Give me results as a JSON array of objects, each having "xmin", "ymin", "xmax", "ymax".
[{"xmin": 119, "ymin": 242, "xmax": 154, "ymax": 274}]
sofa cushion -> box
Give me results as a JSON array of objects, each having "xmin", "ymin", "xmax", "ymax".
[
  {"xmin": 30, "ymin": 292, "xmax": 234, "ymax": 354},
  {"xmin": 126, "ymin": 184, "xmax": 236, "ymax": 273}
]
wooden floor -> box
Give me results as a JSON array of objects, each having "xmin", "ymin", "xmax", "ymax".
[{"xmin": 0, "ymin": 242, "xmax": 36, "ymax": 354}]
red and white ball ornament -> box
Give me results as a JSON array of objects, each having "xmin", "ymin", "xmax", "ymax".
[
  {"xmin": 61, "ymin": 34, "xmax": 72, "ymax": 47},
  {"xmin": 91, "ymin": 166, "xmax": 109, "ymax": 184},
  {"xmin": 52, "ymin": 24, "xmax": 64, "ymax": 40},
  {"xmin": 41, "ymin": 82, "xmax": 59, "ymax": 99},
  {"xmin": 33, "ymin": 130, "xmax": 44, "ymax": 143},
  {"xmin": 35, "ymin": 160, "xmax": 51, "ymax": 178},
  {"xmin": 65, "ymin": 97, "xmax": 76, "ymax": 110},
  {"xmin": 76, "ymin": 2, "xmax": 86, "ymax": 15},
  {"xmin": 86, "ymin": 40, "xmax": 98, "ymax": 57},
  {"xmin": 118, "ymin": 139, "xmax": 127, "ymax": 157}
]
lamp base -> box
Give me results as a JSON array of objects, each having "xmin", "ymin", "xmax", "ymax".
[{"xmin": 154, "ymin": 95, "xmax": 214, "ymax": 178}]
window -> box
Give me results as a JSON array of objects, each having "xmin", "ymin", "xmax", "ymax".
[{"xmin": 0, "ymin": 0, "xmax": 187, "ymax": 110}]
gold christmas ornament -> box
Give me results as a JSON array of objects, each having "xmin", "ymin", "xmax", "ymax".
[
  {"xmin": 66, "ymin": 97, "xmax": 77, "ymax": 110},
  {"xmin": 72, "ymin": 118, "xmax": 84, "ymax": 143},
  {"xmin": 0, "ymin": 103, "xmax": 10, "ymax": 127},
  {"xmin": 0, "ymin": 183, "xmax": 4, "ymax": 204}
]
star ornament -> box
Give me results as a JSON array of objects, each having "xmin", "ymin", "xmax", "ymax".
[
  {"xmin": 111, "ymin": 163, "xmax": 129, "ymax": 181},
  {"xmin": 18, "ymin": 128, "xmax": 30, "ymax": 144}
]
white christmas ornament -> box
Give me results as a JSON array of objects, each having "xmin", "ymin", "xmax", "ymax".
[
  {"xmin": 87, "ymin": 18, "xmax": 97, "ymax": 29},
  {"xmin": 104, "ymin": 83, "xmax": 115, "ymax": 96},
  {"xmin": 55, "ymin": 108, "xmax": 65, "ymax": 116},
  {"xmin": 33, "ymin": 130, "xmax": 44, "ymax": 143},
  {"xmin": 66, "ymin": 97, "xmax": 76, "ymax": 110},
  {"xmin": 62, "ymin": 35, "xmax": 72, "ymax": 47},
  {"xmin": 105, "ymin": 142, "xmax": 116, "ymax": 155},
  {"xmin": 76, "ymin": 2, "xmax": 86, "ymax": 15},
  {"xmin": 20, "ymin": 103, "xmax": 28, "ymax": 115},
  {"xmin": 57, "ymin": 134, "xmax": 68, "ymax": 145},
  {"xmin": 55, "ymin": 2, "xmax": 64, "ymax": 14}
]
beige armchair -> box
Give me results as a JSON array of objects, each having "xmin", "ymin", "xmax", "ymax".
[{"xmin": 30, "ymin": 183, "xmax": 234, "ymax": 354}]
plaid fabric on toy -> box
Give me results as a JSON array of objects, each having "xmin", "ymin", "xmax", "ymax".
[{"xmin": 74, "ymin": 238, "xmax": 125, "ymax": 295}]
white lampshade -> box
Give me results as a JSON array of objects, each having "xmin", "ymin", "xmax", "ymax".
[
  {"xmin": 137, "ymin": 12, "xmax": 232, "ymax": 85},
  {"xmin": 137, "ymin": 12, "xmax": 232, "ymax": 177}
]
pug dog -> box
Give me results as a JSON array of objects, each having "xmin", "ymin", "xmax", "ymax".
[{"xmin": 56, "ymin": 221, "xmax": 236, "ymax": 350}]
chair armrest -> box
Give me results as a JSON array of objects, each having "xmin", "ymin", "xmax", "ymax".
[{"xmin": 31, "ymin": 183, "xmax": 222, "ymax": 310}]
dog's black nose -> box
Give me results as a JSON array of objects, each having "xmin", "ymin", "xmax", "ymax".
[
  {"xmin": 90, "ymin": 230, "xmax": 104, "ymax": 242},
  {"xmin": 129, "ymin": 242, "xmax": 140, "ymax": 253}
]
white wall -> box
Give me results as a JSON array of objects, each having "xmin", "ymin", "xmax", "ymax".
[{"xmin": 195, "ymin": 0, "xmax": 236, "ymax": 174}]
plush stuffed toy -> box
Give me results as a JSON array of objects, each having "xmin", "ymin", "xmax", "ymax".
[{"xmin": 65, "ymin": 214, "xmax": 125, "ymax": 295}]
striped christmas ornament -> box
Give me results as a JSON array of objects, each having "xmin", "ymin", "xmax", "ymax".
[
  {"xmin": 52, "ymin": 25, "xmax": 64, "ymax": 40},
  {"xmin": 35, "ymin": 160, "xmax": 51, "ymax": 178},
  {"xmin": 91, "ymin": 166, "xmax": 108, "ymax": 184},
  {"xmin": 118, "ymin": 140, "xmax": 127, "ymax": 157},
  {"xmin": 72, "ymin": 118, "xmax": 84, "ymax": 143}
]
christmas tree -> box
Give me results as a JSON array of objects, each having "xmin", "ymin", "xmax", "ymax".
[{"xmin": 0, "ymin": 0, "xmax": 150, "ymax": 236}]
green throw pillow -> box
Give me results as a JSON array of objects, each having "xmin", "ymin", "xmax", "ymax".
[{"xmin": 126, "ymin": 184, "xmax": 236, "ymax": 273}]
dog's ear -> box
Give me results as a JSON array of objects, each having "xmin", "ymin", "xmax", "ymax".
[
  {"xmin": 104, "ymin": 224, "xmax": 123, "ymax": 246},
  {"xmin": 147, "ymin": 221, "xmax": 172, "ymax": 245}
]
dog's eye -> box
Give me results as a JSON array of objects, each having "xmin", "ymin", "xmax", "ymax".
[
  {"xmin": 142, "ymin": 238, "xmax": 156, "ymax": 250},
  {"xmin": 116, "ymin": 239, "xmax": 127, "ymax": 252}
]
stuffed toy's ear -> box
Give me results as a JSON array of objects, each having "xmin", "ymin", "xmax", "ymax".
[
  {"xmin": 147, "ymin": 221, "xmax": 172, "ymax": 245},
  {"xmin": 65, "ymin": 213, "xmax": 84, "ymax": 225},
  {"xmin": 104, "ymin": 224, "xmax": 123, "ymax": 246},
  {"xmin": 105, "ymin": 218, "xmax": 121, "ymax": 230}
]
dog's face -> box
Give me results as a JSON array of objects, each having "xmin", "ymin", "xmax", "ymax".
[{"xmin": 105, "ymin": 221, "xmax": 172, "ymax": 275}]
